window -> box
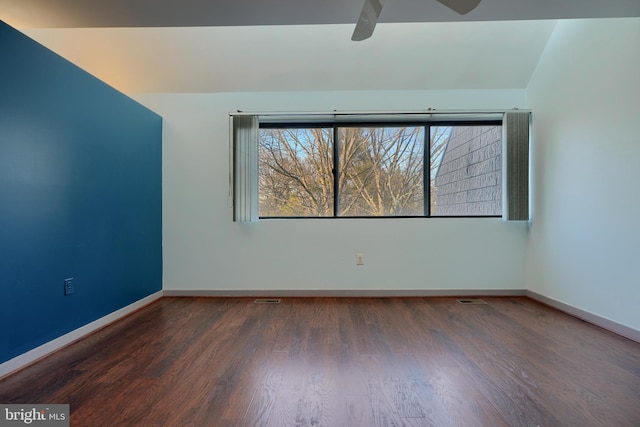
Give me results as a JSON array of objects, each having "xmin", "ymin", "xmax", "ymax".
[
  {"xmin": 258, "ymin": 121, "xmax": 503, "ymax": 218},
  {"xmin": 432, "ymin": 125, "xmax": 503, "ymax": 216},
  {"xmin": 259, "ymin": 127, "xmax": 334, "ymax": 217},
  {"xmin": 338, "ymin": 126, "xmax": 425, "ymax": 216}
]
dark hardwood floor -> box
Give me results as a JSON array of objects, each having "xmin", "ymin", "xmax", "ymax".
[{"xmin": 1, "ymin": 297, "xmax": 639, "ymax": 426}]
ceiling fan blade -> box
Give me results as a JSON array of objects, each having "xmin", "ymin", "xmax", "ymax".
[
  {"xmin": 352, "ymin": 0, "xmax": 385, "ymax": 41},
  {"xmin": 436, "ymin": 0, "xmax": 481, "ymax": 15}
]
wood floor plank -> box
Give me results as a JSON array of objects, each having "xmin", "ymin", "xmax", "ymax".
[
  {"xmin": 396, "ymin": 353, "xmax": 498, "ymax": 427},
  {"xmin": 440, "ymin": 297, "xmax": 640, "ymax": 426},
  {"xmin": 345, "ymin": 394, "xmax": 375, "ymax": 427},
  {"xmin": 409, "ymin": 299, "xmax": 565, "ymax": 426},
  {"xmin": 242, "ymin": 351, "xmax": 287, "ymax": 427},
  {"xmin": 1, "ymin": 296, "xmax": 639, "ymax": 426},
  {"xmin": 426, "ymin": 365, "xmax": 509, "ymax": 427}
]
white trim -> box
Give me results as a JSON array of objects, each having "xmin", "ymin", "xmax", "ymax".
[
  {"xmin": 526, "ymin": 291, "xmax": 640, "ymax": 344},
  {"xmin": 0, "ymin": 291, "xmax": 163, "ymax": 380},
  {"xmin": 163, "ymin": 289, "xmax": 527, "ymax": 298}
]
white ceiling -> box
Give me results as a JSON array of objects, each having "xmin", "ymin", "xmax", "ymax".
[
  {"xmin": 22, "ymin": 21, "xmax": 558, "ymax": 93},
  {"xmin": 2, "ymin": 1, "xmax": 638, "ymax": 94}
]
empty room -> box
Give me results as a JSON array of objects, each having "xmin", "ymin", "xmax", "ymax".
[{"xmin": 1, "ymin": 0, "xmax": 639, "ymax": 425}]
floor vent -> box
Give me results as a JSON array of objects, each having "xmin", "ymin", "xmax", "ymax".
[
  {"xmin": 457, "ymin": 298, "xmax": 488, "ymax": 305},
  {"xmin": 253, "ymin": 298, "xmax": 281, "ymax": 304}
]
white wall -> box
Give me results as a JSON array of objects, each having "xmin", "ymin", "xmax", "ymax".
[
  {"xmin": 135, "ymin": 89, "xmax": 529, "ymax": 293},
  {"xmin": 526, "ymin": 18, "xmax": 640, "ymax": 330}
]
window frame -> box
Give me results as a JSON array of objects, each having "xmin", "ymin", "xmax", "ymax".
[{"xmin": 258, "ymin": 119, "xmax": 503, "ymax": 219}]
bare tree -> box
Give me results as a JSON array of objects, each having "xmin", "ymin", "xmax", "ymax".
[
  {"xmin": 259, "ymin": 128, "xmax": 333, "ymax": 216},
  {"xmin": 338, "ymin": 127, "xmax": 424, "ymax": 216},
  {"xmin": 259, "ymin": 126, "xmax": 451, "ymax": 216},
  {"xmin": 429, "ymin": 126, "xmax": 451, "ymax": 212}
]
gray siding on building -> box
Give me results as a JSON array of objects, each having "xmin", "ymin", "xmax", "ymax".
[{"xmin": 434, "ymin": 126, "xmax": 502, "ymax": 216}]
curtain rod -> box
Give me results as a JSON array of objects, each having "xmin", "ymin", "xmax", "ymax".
[{"xmin": 229, "ymin": 108, "xmax": 530, "ymax": 116}]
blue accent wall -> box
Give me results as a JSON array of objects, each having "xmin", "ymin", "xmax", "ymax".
[{"xmin": 0, "ymin": 21, "xmax": 162, "ymax": 364}]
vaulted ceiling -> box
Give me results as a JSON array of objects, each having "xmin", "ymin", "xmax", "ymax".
[{"xmin": 2, "ymin": 1, "xmax": 639, "ymax": 94}]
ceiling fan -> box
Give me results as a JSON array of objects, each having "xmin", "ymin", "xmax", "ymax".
[{"xmin": 352, "ymin": 0, "xmax": 481, "ymax": 41}]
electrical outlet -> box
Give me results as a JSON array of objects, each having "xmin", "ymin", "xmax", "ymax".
[
  {"xmin": 64, "ymin": 278, "xmax": 74, "ymax": 296},
  {"xmin": 356, "ymin": 253, "xmax": 365, "ymax": 265}
]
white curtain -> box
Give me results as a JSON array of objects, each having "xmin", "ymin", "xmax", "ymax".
[
  {"xmin": 232, "ymin": 115, "xmax": 259, "ymax": 222},
  {"xmin": 502, "ymin": 111, "xmax": 530, "ymax": 221}
]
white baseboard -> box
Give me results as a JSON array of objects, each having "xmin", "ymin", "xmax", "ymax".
[
  {"xmin": 526, "ymin": 290, "xmax": 640, "ymax": 344},
  {"xmin": 0, "ymin": 291, "xmax": 163, "ymax": 380},
  {"xmin": 163, "ymin": 289, "xmax": 527, "ymax": 298}
]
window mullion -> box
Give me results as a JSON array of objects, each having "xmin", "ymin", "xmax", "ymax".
[
  {"xmin": 333, "ymin": 126, "xmax": 339, "ymax": 217},
  {"xmin": 424, "ymin": 125, "xmax": 430, "ymax": 217}
]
